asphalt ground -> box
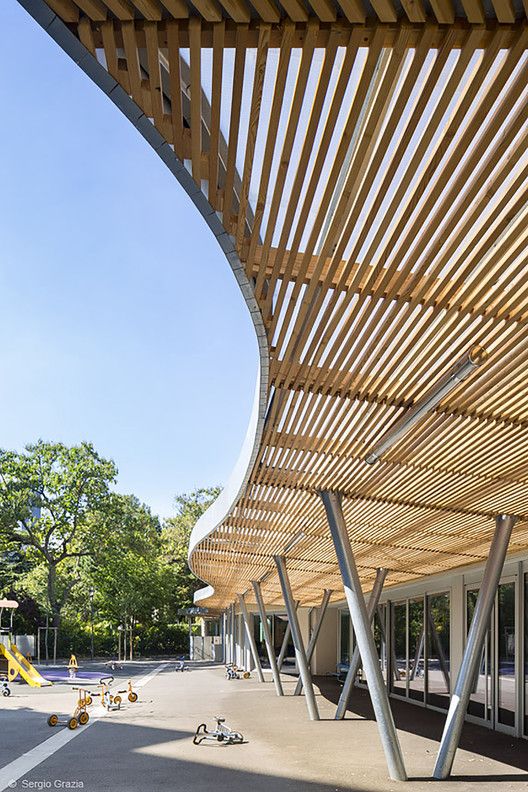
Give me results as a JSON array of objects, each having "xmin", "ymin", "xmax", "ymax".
[{"xmin": 1, "ymin": 661, "xmax": 527, "ymax": 792}]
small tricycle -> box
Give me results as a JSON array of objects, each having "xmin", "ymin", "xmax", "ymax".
[
  {"xmin": 116, "ymin": 679, "xmax": 138, "ymax": 702},
  {"xmin": 99, "ymin": 682, "xmax": 122, "ymax": 710},
  {"xmin": 193, "ymin": 716, "xmax": 244, "ymax": 745},
  {"xmin": 1, "ymin": 677, "xmax": 11, "ymax": 697},
  {"xmin": 47, "ymin": 687, "xmax": 91, "ymax": 730},
  {"xmin": 225, "ymin": 663, "xmax": 250, "ymax": 680}
]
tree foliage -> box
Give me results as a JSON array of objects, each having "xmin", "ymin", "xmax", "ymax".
[
  {"xmin": 161, "ymin": 487, "xmax": 221, "ymax": 606},
  {"xmin": 0, "ymin": 441, "xmax": 116, "ymax": 627},
  {"xmin": 0, "ymin": 441, "xmax": 220, "ymax": 657}
]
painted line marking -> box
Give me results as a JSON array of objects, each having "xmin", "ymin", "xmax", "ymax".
[{"xmin": 0, "ymin": 663, "xmax": 168, "ymax": 791}]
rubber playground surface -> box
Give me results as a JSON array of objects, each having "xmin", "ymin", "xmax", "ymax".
[{"xmin": 1, "ymin": 661, "xmax": 527, "ymax": 792}]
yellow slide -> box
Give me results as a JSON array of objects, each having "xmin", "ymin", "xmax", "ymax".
[{"xmin": 0, "ymin": 643, "xmax": 52, "ymax": 687}]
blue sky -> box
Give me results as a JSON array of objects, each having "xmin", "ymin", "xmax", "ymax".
[{"xmin": 0, "ymin": 4, "xmax": 257, "ymax": 520}]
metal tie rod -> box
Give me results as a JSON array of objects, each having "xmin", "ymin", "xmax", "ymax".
[
  {"xmin": 294, "ymin": 589, "xmax": 332, "ymax": 696},
  {"xmin": 252, "ymin": 581, "xmax": 284, "ymax": 696},
  {"xmin": 274, "ymin": 555, "xmax": 320, "ymax": 720},
  {"xmin": 321, "ymin": 491, "xmax": 407, "ymax": 781},
  {"xmin": 433, "ymin": 514, "xmax": 516, "ymax": 780},
  {"xmin": 335, "ymin": 568, "xmax": 387, "ymax": 719}
]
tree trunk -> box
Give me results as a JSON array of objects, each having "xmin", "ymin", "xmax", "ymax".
[
  {"xmin": 129, "ymin": 618, "xmax": 133, "ymax": 661},
  {"xmin": 47, "ymin": 563, "xmax": 62, "ymax": 662}
]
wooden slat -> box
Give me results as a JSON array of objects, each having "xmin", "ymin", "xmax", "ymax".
[
  {"xmin": 400, "ymin": 0, "xmax": 427, "ymax": 22},
  {"xmin": 190, "ymin": 0, "xmax": 224, "ymax": 21},
  {"xmin": 336, "ymin": 0, "xmax": 366, "ymax": 21},
  {"xmin": 145, "ymin": 21, "xmax": 164, "ymax": 128},
  {"xmin": 279, "ymin": 0, "xmax": 309, "ymax": 21},
  {"xmin": 223, "ymin": 24, "xmax": 249, "ymax": 226},
  {"xmin": 103, "ymin": 0, "xmax": 135, "ymax": 17},
  {"xmin": 308, "ymin": 0, "xmax": 337, "ymax": 21},
  {"xmin": 208, "ymin": 22, "xmax": 225, "ymax": 209},
  {"xmin": 75, "ymin": 0, "xmax": 107, "ymax": 19},
  {"xmin": 248, "ymin": 0, "xmax": 281, "ymax": 21},
  {"xmin": 78, "ymin": 17, "xmax": 96, "ymax": 54},
  {"xmin": 459, "ymin": 0, "xmax": 485, "ymax": 22},
  {"xmin": 235, "ymin": 24, "xmax": 271, "ymax": 249},
  {"xmin": 54, "ymin": 13, "xmax": 528, "ymax": 609},
  {"xmin": 167, "ymin": 20, "xmax": 185, "ymax": 160},
  {"xmin": 490, "ymin": 0, "xmax": 516, "ymax": 21},
  {"xmin": 122, "ymin": 21, "xmax": 143, "ymax": 101},
  {"xmin": 189, "ymin": 17, "xmax": 203, "ymax": 184},
  {"xmin": 217, "ymin": 0, "xmax": 252, "ymax": 21},
  {"xmin": 369, "ymin": 0, "xmax": 398, "ymax": 22},
  {"xmin": 128, "ymin": 0, "xmax": 164, "ymax": 19},
  {"xmin": 46, "ymin": 0, "xmax": 79, "ymax": 21},
  {"xmin": 159, "ymin": 0, "xmax": 189, "ymax": 15},
  {"xmin": 429, "ymin": 0, "xmax": 455, "ymax": 22}
]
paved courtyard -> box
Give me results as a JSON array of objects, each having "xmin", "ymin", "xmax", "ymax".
[{"xmin": 1, "ymin": 661, "xmax": 527, "ymax": 792}]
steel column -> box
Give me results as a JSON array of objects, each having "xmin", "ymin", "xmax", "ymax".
[
  {"xmin": 321, "ymin": 491, "xmax": 407, "ymax": 781},
  {"xmin": 252, "ymin": 581, "xmax": 284, "ymax": 696},
  {"xmin": 274, "ymin": 555, "xmax": 320, "ymax": 720},
  {"xmin": 433, "ymin": 513, "xmax": 516, "ymax": 780},
  {"xmin": 238, "ymin": 594, "xmax": 265, "ymax": 682},
  {"xmin": 294, "ymin": 589, "xmax": 332, "ymax": 695},
  {"xmin": 335, "ymin": 567, "xmax": 387, "ymax": 719},
  {"xmin": 277, "ymin": 600, "xmax": 298, "ymax": 670},
  {"xmin": 230, "ymin": 603, "xmax": 235, "ymax": 665}
]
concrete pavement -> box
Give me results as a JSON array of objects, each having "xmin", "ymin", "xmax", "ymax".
[{"xmin": 1, "ymin": 661, "xmax": 527, "ymax": 791}]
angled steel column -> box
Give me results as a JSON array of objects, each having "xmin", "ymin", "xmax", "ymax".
[
  {"xmin": 230, "ymin": 603, "xmax": 236, "ymax": 665},
  {"xmin": 321, "ymin": 491, "xmax": 407, "ymax": 781},
  {"xmin": 222, "ymin": 611, "xmax": 226, "ymax": 663},
  {"xmin": 335, "ymin": 567, "xmax": 387, "ymax": 719},
  {"xmin": 277, "ymin": 600, "xmax": 299, "ymax": 670},
  {"xmin": 252, "ymin": 581, "xmax": 284, "ymax": 696},
  {"xmin": 274, "ymin": 555, "xmax": 320, "ymax": 720},
  {"xmin": 294, "ymin": 589, "xmax": 332, "ymax": 695},
  {"xmin": 238, "ymin": 594, "xmax": 265, "ymax": 682},
  {"xmin": 433, "ymin": 514, "xmax": 516, "ymax": 780}
]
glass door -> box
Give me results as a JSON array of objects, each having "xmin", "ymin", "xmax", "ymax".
[
  {"xmin": 466, "ymin": 586, "xmax": 493, "ymax": 726},
  {"xmin": 466, "ymin": 579, "xmax": 517, "ymax": 733},
  {"xmin": 495, "ymin": 579, "xmax": 516, "ymax": 731}
]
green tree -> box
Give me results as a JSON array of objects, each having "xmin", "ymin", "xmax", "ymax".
[
  {"xmin": 87, "ymin": 493, "xmax": 163, "ymax": 658},
  {"xmin": 161, "ymin": 487, "xmax": 221, "ymax": 607},
  {"xmin": 0, "ymin": 440, "xmax": 117, "ymax": 632}
]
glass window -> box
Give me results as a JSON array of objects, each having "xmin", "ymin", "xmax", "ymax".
[
  {"xmin": 409, "ymin": 598, "xmax": 425, "ymax": 702},
  {"xmin": 524, "ymin": 572, "xmax": 528, "ymax": 737},
  {"xmin": 374, "ymin": 604, "xmax": 388, "ymax": 683},
  {"xmin": 497, "ymin": 581, "xmax": 515, "ymax": 727},
  {"xmin": 426, "ymin": 592, "xmax": 450, "ymax": 709},
  {"xmin": 391, "ymin": 602, "xmax": 407, "ymax": 697},
  {"xmin": 340, "ymin": 611, "xmax": 351, "ymax": 665},
  {"xmin": 466, "ymin": 588, "xmax": 492, "ymax": 721}
]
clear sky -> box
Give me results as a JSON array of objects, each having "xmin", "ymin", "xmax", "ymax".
[{"xmin": 0, "ymin": 4, "xmax": 258, "ymax": 521}]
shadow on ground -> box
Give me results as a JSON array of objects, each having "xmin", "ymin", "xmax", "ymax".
[
  {"xmin": 16, "ymin": 719, "xmax": 368, "ymax": 792},
  {"xmin": 316, "ymin": 676, "xmax": 528, "ymax": 780}
]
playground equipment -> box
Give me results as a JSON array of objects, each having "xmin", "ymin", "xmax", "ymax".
[
  {"xmin": 225, "ymin": 663, "xmax": 250, "ymax": 680},
  {"xmin": 47, "ymin": 688, "xmax": 91, "ymax": 730},
  {"xmin": 105, "ymin": 659, "xmax": 123, "ymax": 672},
  {"xmin": 0, "ymin": 643, "xmax": 51, "ymax": 687},
  {"xmin": 42, "ymin": 668, "xmax": 113, "ymax": 685},
  {"xmin": 116, "ymin": 679, "xmax": 138, "ymax": 702},
  {"xmin": 1, "ymin": 677, "xmax": 11, "ymax": 697},
  {"xmin": 193, "ymin": 716, "xmax": 244, "ymax": 745}
]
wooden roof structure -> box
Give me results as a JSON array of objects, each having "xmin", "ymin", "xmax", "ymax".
[{"xmin": 22, "ymin": 0, "xmax": 528, "ymax": 609}]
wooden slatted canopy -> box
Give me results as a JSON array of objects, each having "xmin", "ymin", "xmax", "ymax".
[{"xmin": 27, "ymin": 0, "xmax": 528, "ymax": 609}]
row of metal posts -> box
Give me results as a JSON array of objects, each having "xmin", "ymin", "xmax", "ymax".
[{"xmin": 220, "ymin": 491, "xmax": 516, "ymax": 782}]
